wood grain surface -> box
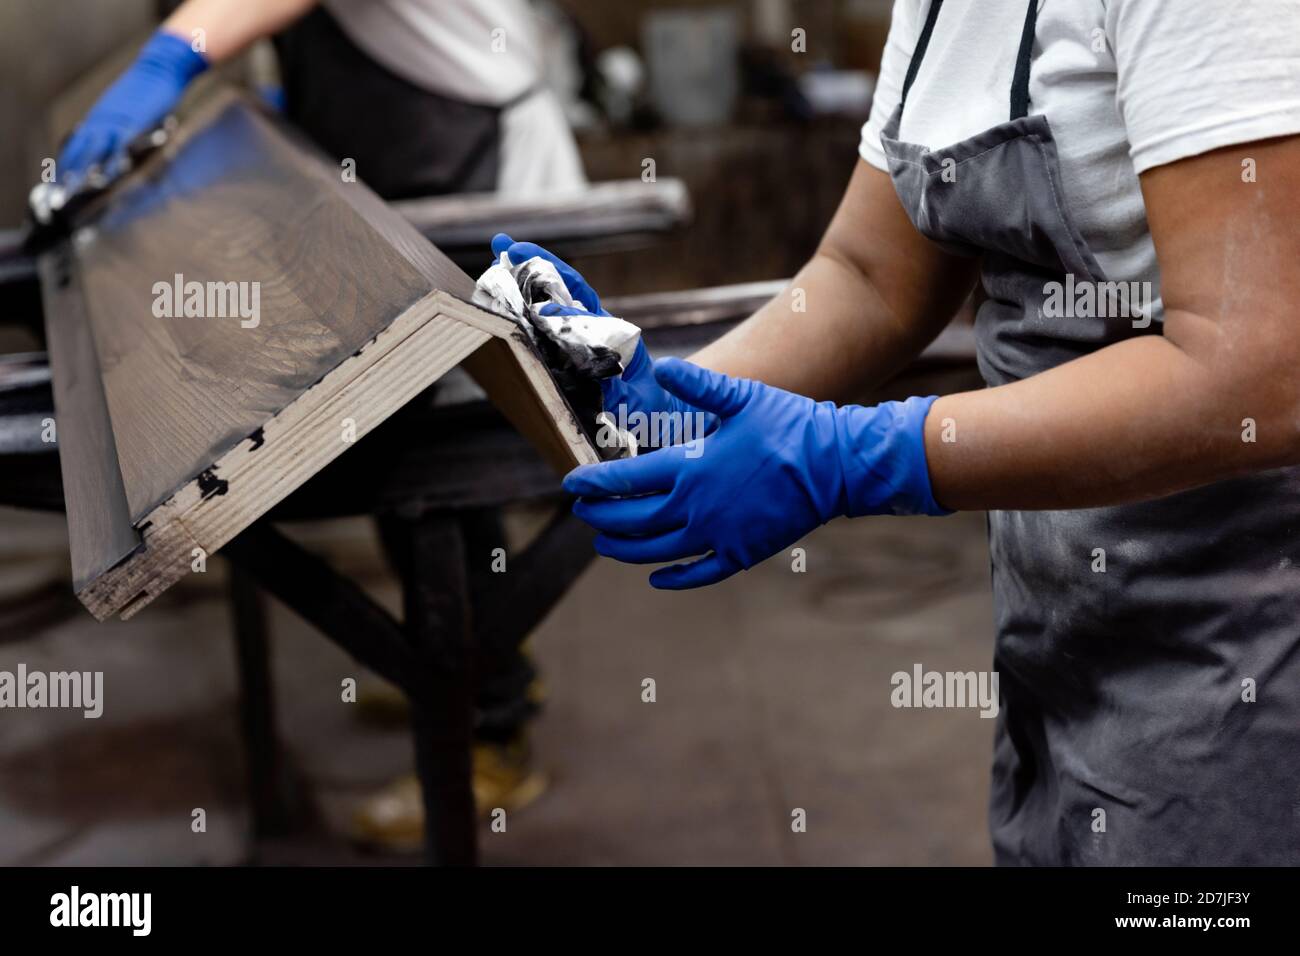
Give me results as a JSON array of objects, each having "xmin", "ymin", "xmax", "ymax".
[
  {"xmin": 42, "ymin": 84, "xmax": 595, "ymax": 620},
  {"xmin": 75, "ymin": 87, "xmax": 441, "ymax": 520}
]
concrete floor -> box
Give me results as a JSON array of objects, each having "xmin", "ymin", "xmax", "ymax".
[{"xmin": 0, "ymin": 504, "xmax": 995, "ymax": 866}]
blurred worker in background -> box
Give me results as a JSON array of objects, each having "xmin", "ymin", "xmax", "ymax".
[
  {"xmin": 58, "ymin": 0, "xmax": 586, "ymax": 198},
  {"xmin": 58, "ymin": 0, "xmax": 586, "ymax": 851}
]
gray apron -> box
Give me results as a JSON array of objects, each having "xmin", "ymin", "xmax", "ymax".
[{"xmin": 882, "ymin": 0, "xmax": 1300, "ymax": 864}]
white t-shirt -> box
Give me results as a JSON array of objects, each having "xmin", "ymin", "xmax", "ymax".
[
  {"xmin": 860, "ymin": 0, "xmax": 1300, "ymax": 318},
  {"xmin": 322, "ymin": 0, "xmax": 585, "ymax": 193}
]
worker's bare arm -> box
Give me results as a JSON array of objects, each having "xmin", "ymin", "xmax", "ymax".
[
  {"xmin": 689, "ymin": 159, "xmax": 980, "ymax": 403},
  {"xmin": 163, "ymin": 0, "xmax": 320, "ymax": 63},
  {"xmin": 925, "ymin": 135, "xmax": 1300, "ymax": 510}
]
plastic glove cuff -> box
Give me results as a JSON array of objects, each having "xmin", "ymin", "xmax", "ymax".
[
  {"xmin": 140, "ymin": 29, "xmax": 210, "ymax": 84},
  {"xmin": 839, "ymin": 395, "xmax": 952, "ymax": 519}
]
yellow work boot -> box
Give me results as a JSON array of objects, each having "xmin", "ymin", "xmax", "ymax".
[
  {"xmin": 471, "ymin": 734, "xmax": 549, "ymax": 820},
  {"xmin": 351, "ymin": 773, "xmax": 425, "ymax": 854},
  {"xmin": 350, "ymin": 734, "xmax": 548, "ymax": 853},
  {"xmin": 353, "ymin": 679, "xmax": 410, "ymax": 728}
]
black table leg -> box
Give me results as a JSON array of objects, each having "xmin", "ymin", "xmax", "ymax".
[
  {"xmin": 228, "ymin": 519, "xmax": 480, "ymax": 864},
  {"xmin": 228, "ymin": 508, "xmax": 586, "ymax": 866},
  {"xmin": 397, "ymin": 511, "xmax": 478, "ymax": 866},
  {"xmin": 228, "ymin": 562, "xmax": 297, "ymax": 839}
]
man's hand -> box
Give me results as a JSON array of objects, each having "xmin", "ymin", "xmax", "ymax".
[
  {"xmin": 491, "ymin": 233, "xmax": 713, "ymax": 446},
  {"xmin": 58, "ymin": 31, "xmax": 208, "ymax": 184},
  {"xmin": 56, "ymin": 0, "xmax": 324, "ymax": 183},
  {"xmin": 563, "ymin": 358, "xmax": 947, "ymax": 589}
]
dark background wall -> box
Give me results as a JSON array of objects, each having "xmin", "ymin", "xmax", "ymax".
[
  {"xmin": 562, "ymin": 0, "xmax": 889, "ymax": 71},
  {"xmin": 0, "ymin": 0, "xmax": 159, "ymax": 225},
  {"xmin": 577, "ymin": 121, "xmax": 862, "ymax": 293}
]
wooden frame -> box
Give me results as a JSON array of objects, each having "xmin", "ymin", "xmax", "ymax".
[{"xmin": 40, "ymin": 83, "xmax": 596, "ymax": 622}]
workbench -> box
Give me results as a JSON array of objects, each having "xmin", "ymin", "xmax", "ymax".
[
  {"xmin": 0, "ymin": 279, "xmax": 976, "ymax": 865},
  {"xmin": 0, "ymin": 77, "xmax": 977, "ymax": 863}
]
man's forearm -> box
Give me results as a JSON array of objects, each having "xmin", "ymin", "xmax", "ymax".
[
  {"xmin": 924, "ymin": 319, "xmax": 1297, "ymax": 511},
  {"xmin": 688, "ymin": 252, "xmax": 945, "ymax": 403},
  {"xmin": 690, "ymin": 160, "xmax": 979, "ymax": 404},
  {"xmin": 163, "ymin": 0, "xmax": 318, "ymax": 63},
  {"xmin": 930, "ymin": 135, "xmax": 1300, "ymax": 512}
]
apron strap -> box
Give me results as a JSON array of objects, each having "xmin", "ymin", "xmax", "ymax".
[
  {"xmin": 898, "ymin": 0, "xmax": 1040, "ymax": 121},
  {"xmin": 1010, "ymin": 0, "xmax": 1041, "ymax": 120},
  {"xmin": 900, "ymin": 0, "xmax": 945, "ymax": 110}
]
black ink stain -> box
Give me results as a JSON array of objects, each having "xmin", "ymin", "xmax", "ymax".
[
  {"xmin": 248, "ymin": 427, "xmax": 265, "ymax": 450},
  {"xmin": 197, "ymin": 468, "xmax": 229, "ymax": 500}
]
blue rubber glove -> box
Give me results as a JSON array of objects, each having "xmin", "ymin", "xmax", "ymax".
[
  {"xmin": 490, "ymin": 233, "xmax": 713, "ymax": 447},
  {"xmin": 562, "ymin": 358, "xmax": 949, "ymax": 589},
  {"xmin": 57, "ymin": 30, "xmax": 208, "ymax": 184}
]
